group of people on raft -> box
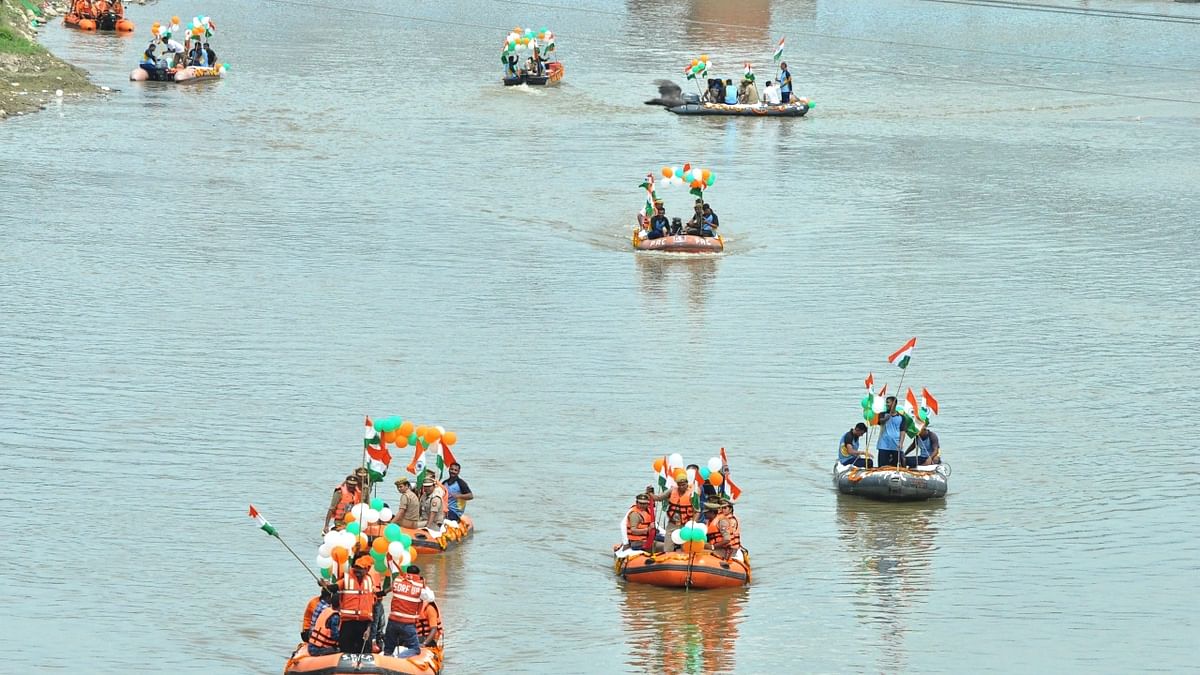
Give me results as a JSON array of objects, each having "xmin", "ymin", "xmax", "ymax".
[
  {"xmin": 839, "ymin": 396, "xmax": 943, "ymax": 468},
  {"xmin": 296, "ymin": 463, "xmax": 475, "ymax": 659},
  {"xmin": 643, "ymin": 198, "xmax": 720, "ymax": 240},
  {"xmin": 140, "ymin": 33, "xmax": 218, "ymax": 73},
  {"xmin": 504, "ymin": 47, "xmax": 549, "ymax": 78},
  {"xmin": 701, "ymin": 62, "xmax": 796, "ymax": 106},
  {"xmin": 68, "ymin": 0, "xmax": 126, "ymax": 19},
  {"xmin": 621, "ymin": 465, "xmax": 742, "ymax": 560}
]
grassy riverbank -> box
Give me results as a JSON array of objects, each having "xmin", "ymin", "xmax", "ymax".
[{"xmin": 0, "ymin": 0, "xmax": 98, "ymax": 119}]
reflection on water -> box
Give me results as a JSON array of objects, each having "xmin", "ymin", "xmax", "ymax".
[
  {"xmin": 635, "ymin": 254, "xmax": 719, "ymax": 318},
  {"xmin": 620, "ymin": 584, "xmax": 747, "ymax": 675},
  {"xmin": 836, "ymin": 496, "xmax": 945, "ymax": 670}
]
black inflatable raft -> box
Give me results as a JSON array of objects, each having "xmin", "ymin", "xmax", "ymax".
[{"xmin": 833, "ymin": 462, "xmax": 950, "ymax": 501}]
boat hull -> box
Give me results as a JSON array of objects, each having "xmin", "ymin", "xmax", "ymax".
[
  {"xmin": 285, "ymin": 648, "xmax": 441, "ymax": 675},
  {"xmin": 668, "ymin": 102, "xmax": 809, "ymax": 117},
  {"xmin": 130, "ymin": 65, "xmax": 224, "ymax": 83},
  {"xmin": 615, "ymin": 551, "xmax": 750, "ymax": 589},
  {"xmin": 632, "ymin": 213, "xmax": 723, "ymax": 253},
  {"xmin": 503, "ymin": 62, "xmax": 564, "ymax": 86},
  {"xmin": 404, "ymin": 514, "xmax": 473, "ymax": 555},
  {"xmin": 833, "ymin": 462, "xmax": 950, "ymax": 501}
]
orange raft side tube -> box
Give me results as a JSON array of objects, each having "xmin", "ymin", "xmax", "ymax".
[
  {"xmin": 617, "ymin": 551, "xmax": 750, "ymax": 589},
  {"xmin": 116, "ymin": 18, "xmax": 134, "ymax": 32},
  {"xmin": 404, "ymin": 514, "xmax": 473, "ymax": 555},
  {"xmin": 285, "ymin": 645, "xmax": 442, "ymax": 675}
]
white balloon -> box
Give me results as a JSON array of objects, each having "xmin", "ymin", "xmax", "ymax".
[
  {"xmin": 350, "ymin": 503, "xmax": 369, "ymax": 520},
  {"xmin": 435, "ymin": 425, "xmax": 445, "ymax": 435},
  {"xmin": 388, "ymin": 541, "xmax": 406, "ymax": 558},
  {"xmin": 668, "ymin": 453, "xmax": 684, "ymax": 468},
  {"xmin": 400, "ymin": 551, "xmax": 412, "ymax": 567},
  {"xmin": 318, "ymin": 543, "xmax": 332, "ymax": 557},
  {"xmin": 707, "ymin": 457, "xmax": 723, "ymax": 473},
  {"xmin": 316, "ymin": 555, "xmax": 333, "ymax": 569},
  {"xmin": 686, "ymin": 467, "xmax": 697, "ymax": 485},
  {"xmin": 339, "ymin": 531, "xmax": 357, "ymax": 550},
  {"xmin": 365, "ymin": 509, "xmax": 380, "ymax": 524},
  {"xmin": 323, "ymin": 530, "xmax": 340, "ymax": 546},
  {"xmin": 670, "ymin": 529, "xmax": 685, "ymax": 545},
  {"xmin": 379, "ymin": 507, "xmax": 393, "ymax": 522}
]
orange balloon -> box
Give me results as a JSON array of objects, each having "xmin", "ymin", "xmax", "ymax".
[
  {"xmin": 700, "ymin": 54, "xmax": 709, "ymax": 61},
  {"xmin": 331, "ymin": 546, "xmax": 349, "ymax": 563},
  {"xmin": 171, "ymin": 15, "xmax": 180, "ymax": 23},
  {"xmin": 415, "ymin": 425, "xmax": 428, "ymax": 438},
  {"xmin": 701, "ymin": 169, "xmax": 711, "ymax": 181},
  {"xmin": 399, "ymin": 420, "xmax": 414, "ymax": 437},
  {"xmin": 709, "ymin": 472, "xmax": 724, "ymax": 486},
  {"xmin": 653, "ymin": 458, "xmax": 665, "ymax": 473},
  {"xmin": 442, "ymin": 431, "xmax": 457, "ymax": 446},
  {"xmin": 396, "ymin": 434, "xmax": 409, "ymax": 448},
  {"xmin": 690, "ymin": 179, "xmax": 703, "ymax": 189},
  {"xmin": 344, "ymin": 511, "xmax": 356, "ymax": 523},
  {"xmin": 690, "ymin": 59, "xmax": 698, "ymax": 67},
  {"xmin": 372, "ymin": 537, "xmax": 389, "ymax": 554},
  {"xmin": 381, "ymin": 429, "xmax": 396, "ymax": 444},
  {"xmin": 425, "ymin": 427, "xmax": 442, "ymax": 443},
  {"xmin": 408, "ymin": 546, "xmax": 418, "ymax": 561}
]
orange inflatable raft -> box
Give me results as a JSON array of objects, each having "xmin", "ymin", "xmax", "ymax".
[
  {"xmin": 632, "ymin": 213, "xmax": 724, "ymax": 253},
  {"xmin": 614, "ymin": 550, "xmax": 751, "ymax": 589},
  {"xmin": 403, "ymin": 515, "xmax": 473, "ymax": 555},
  {"xmin": 285, "ymin": 646, "xmax": 441, "ymax": 675}
]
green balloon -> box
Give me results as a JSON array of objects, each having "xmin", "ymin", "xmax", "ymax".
[
  {"xmin": 370, "ymin": 498, "xmax": 384, "ymax": 511},
  {"xmin": 373, "ymin": 418, "xmax": 387, "ymax": 432},
  {"xmin": 370, "ymin": 548, "xmax": 385, "ymax": 560},
  {"xmin": 408, "ymin": 433, "xmax": 419, "ymax": 446},
  {"xmin": 807, "ymin": 101, "xmax": 815, "ymax": 108},
  {"xmin": 863, "ymin": 408, "xmax": 875, "ymax": 422},
  {"xmin": 398, "ymin": 534, "xmax": 413, "ymax": 549},
  {"xmin": 320, "ymin": 566, "xmax": 331, "ymax": 579},
  {"xmin": 384, "ymin": 523, "xmax": 402, "ymax": 542},
  {"xmin": 346, "ymin": 521, "xmax": 361, "ymax": 536},
  {"xmin": 373, "ymin": 558, "xmax": 388, "ymax": 573},
  {"xmin": 705, "ymin": 174, "xmax": 715, "ymax": 187}
]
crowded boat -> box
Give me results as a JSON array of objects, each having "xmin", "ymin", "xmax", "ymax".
[
  {"xmin": 613, "ymin": 450, "xmax": 750, "ymax": 589},
  {"xmin": 501, "ymin": 26, "xmax": 564, "ymax": 86},
  {"xmin": 645, "ymin": 47, "xmax": 814, "ymax": 116},
  {"xmin": 833, "ymin": 339, "xmax": 951, "ymax": 501},
  {"xmin": 129, "ymin": 15, "xmax": 227, "ymax": 83},
  {"xmin": 632, "ymin": 165, "xmax": 725, "ymax": 253},
  {"xmin": 63, "ymin": 0, "xmax": 133, "ymax": 32},
  {"xmin": 262, "ymin": 417, "xmax": 475, "ymax": 675}
]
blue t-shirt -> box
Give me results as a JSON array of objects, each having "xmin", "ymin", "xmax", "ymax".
[
  {"xmin": 724, "ymin": 88, "xmax": 738, "ymax": 104},
  {"xmin": 779, "ymin": 69, "xmax": 792, "ymax": 92},
  {"xmin": 838, "ymin": 431, "xmax": 860, "ymax": 465},
  {"xmin": 877, "ymin": 412, "xmax": 904, "ymax": 451}
]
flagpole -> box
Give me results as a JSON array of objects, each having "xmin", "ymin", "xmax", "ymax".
[
  {"xmin": 893, "ymin": 369, "xmax": 910, "ymax": 468},
  {"xmin": 274, "ymin": 531, "xmax": 324, "ymax": 584}
]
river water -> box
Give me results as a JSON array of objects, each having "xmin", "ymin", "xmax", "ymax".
[{"xmin": 2, "ymin": 0, "xmax": 1199, "ymax": 672}]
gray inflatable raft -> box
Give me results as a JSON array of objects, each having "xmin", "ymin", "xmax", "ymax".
[
  {"xmin": 668, "ymin": 102, "xmax": 809, "ymax": 117},
  {"xmin": 833, "ymin": 462, "xmax": 950, "ymax": 501}
]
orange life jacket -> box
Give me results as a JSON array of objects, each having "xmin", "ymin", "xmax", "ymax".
[
  {"xmin": 665, "ymin": 486, "xmax": 695, "ymax": 524},
  {"xmin": 308, "ymin": 607, "xmax": 339, "ymax": 649},
  {"xmin": 416, "ymin": 602, "xmax": 442, "ymax": 645},
  {"xmin": 388, "ymin": 574, "xmax": 426, "ymax": 624},
  {"xmin": 362, "ymin": 519, "xmax": 387, "ymax": 539},
  {"xmin": 706, "ymin": 514, "xmax": 741, "ymax": 550},
  {"xmin": 94, "ymin": 0, "xmax": 109, "ymax": 12},
  {"xmin": 339, "ymin": 570, "xmax": 376, "ymax": 620},
  {"xmin": 626, "ymin": 505, "xmax": 653, "ymax": 535},
  {"xmin": 334, "ymin": 484, "xmax": 360, "ymax": 524},
  {"xmin": 436, "ymin": 482, "xmax": 450, "ymax": 514},
  {"xmin": 301, "ymin": 595, "xmax": 320, "ymax": 631}
]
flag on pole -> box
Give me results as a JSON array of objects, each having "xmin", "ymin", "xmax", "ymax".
[
  {"xmin": 906, "ymin": 387, "xmax": 920, "ymax": 416},
  {"xmin": 743, "ymin": 62, "xmax": 755, "ymax": 82},
  {"xmin": 719, "ymin": 447, "xmax": 742, "ymax": 500},
  {"xmin": 639, "ymin": 174, "xmax": 657, "ymax": 217},
  {"xmin": 404, "ymin": 441, "xmax": 425, "ymax": 475},
  {"xmin": 879, "ymin": 384, "xmax": 888, "ymax": 397},
  {"xmin": 364, "ymin": 417, "xmax": 391, "ymax": 481},
  {"xmin": 864, "ymin": 373, "xmax": 874, "ymax": 391},
  {"xmin": 656, "ymin": 456, "xmax": 668, "ymax": 491},
  {"xmin": 888, "ymin": 337, "xmax": 917, "ymax": 369},
  {"xmin": 772, "ymin": 37, "xmax": 785, "ymax": 62},
  {"xmin": 436, "ymin": 440, "xmax": 458, "ymax": 475},
  {"xmin": 248, "ymin": 504, "xmax": 278, "ymax": 537},
  {"xmin": 922, "ymin": 387, "xmax": 939, "ymax": 415}
]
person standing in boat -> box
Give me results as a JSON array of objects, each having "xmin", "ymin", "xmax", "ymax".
[
  {"xmin": 906, "ymin": 425, "xmax": 941, "ymax": 466},
  {"xmin": 443, "ymin": 462, "xmax": 474, "ymax": 521},
  {"xmin": 418, "ymin": 476, "xmax": 445, "ymax": 532},
  {"xmin": 650, "ymin": 473, "xmax": 696, "ymax": 552},
  {"xmin": 328, "ymin": 555, "xmax": 381, "ymax": 654},
  {"xmin": 391, "ymin": 477, "xmax": 421, "ymax": 529},
  {"xmin": 160, "ymin": 34, "xmax": 186, "ymax": 68},
  {"xmin": 839, "ymin": 422, "xmax": 872, "ymax": 467},
  {"xmin": 875, "ymin": 396, "xmax": 910, "ymax": 467},
  {"xmin": 383, "ymin": 564, "xmax": 435, "ymax": 658},
  {"xmin": 203, "ymin": 42, "xmax": 217, "ymax": 68},
  {"xmin": 778, "ymin": 62, "xmax": 793, "ymax": 103},
  {"xmin": 324, "ymin": 473, "xmax": 364, "ymax": 534}
]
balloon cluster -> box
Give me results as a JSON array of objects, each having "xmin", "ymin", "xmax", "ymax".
[
  {"xmin": 652, "ymin": 453, "xmax": 726, "ymax": 488},
  {"xmin": 684, "ymin": 55, "xmax": 711, "ymax": 80},
  {"xmin": 372, "ymin": 415, "xmax": 458, "ymax": 449},
  {"xmin": 657, "ymin": 164, "xmax": 716, "ymax": 193},
  {"xmin": 503, "ymin": 26, "xmax": 554, "ymax": 56},
  {"xmin": 317, "ymin": 503, "xmax": 419, "ymax": 578},
  {"xmin": 672, "ymin": 521, "xmax": 709, "ymax": 554}
]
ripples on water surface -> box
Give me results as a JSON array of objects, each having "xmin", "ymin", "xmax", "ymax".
[{"xmin": 1, "ymin": 0, "xmax": 1198, "ymax": 672}]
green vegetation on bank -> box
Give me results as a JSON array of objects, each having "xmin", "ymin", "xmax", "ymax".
[{"xmin": 0, "ymin": 0, "xmax": 99, "ymax": 118}]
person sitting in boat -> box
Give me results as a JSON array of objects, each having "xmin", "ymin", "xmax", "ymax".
[
  {"xmin": 702, "ymin": 78, "xmax": 723, "ymax": 104},
  {"xmin": 305, "ymin": 592, "xmax": 342, "ymax": 657},
  {"xmin": 444, "ymin": 462, "xmax": 473, "ymax": 521},
  {"xmin": 706, "ymin": 499, "xmax": 741, "ymax": 560},
  {"xmin": 762, "ymin": 79, "xmax": 782, "ymax": 105},
  {"xmin": 625, "ymin": 492, "xmax": 655, "ymax": 550},
  {"xmin": 140, "ymin": 43, "xmax": 158, "ymax": 72},
  {"xmin": 905, "ymin": 425, "xmax": 941, "ymax": 466},
  {"xmin": 648, "ymin": 202, "xmax": 669, "ymax": 239},
  {"xmin": 204, "ymin": 42, "xmax": 217, "ymax": 67},
  {"xmin": 669, "ymin": 217, "xmax": 683, "ymax": 236},
  {"xmin": 686, "ymin": 200, "xmax": 706, "ymax": 235},
  {"xmin": 701, "ymin": 204, "xmax": 719, "ymax": 236},
  {"xmin": 392, "ymin": 477, "xmax": 421, "ymax": 529},
  {"xmin": 875, "ymin": 396, "xmax": 909, "ymax": 467},
  {"xmin": 839, "ymin": 422, "xmax": 872, "ymax": 468},
  {"xmin": 738, "ymin": 77, "xmax": 759, "ymax": 104},
  {"xmin": 723, "ymin": 79, "xmax": 738, "ymax": 105},
  {"xmin": 187, "ymin": 39, "xmax": 204, "ymax": 67},
  {"xmin": 301, "ymin": 586, "xmax": 335, "ymax": 643},
  {"xmin": 530, "ymin": 48, "xmax": 544, "ymax": 76},
  {"xmin": 416, "ymin": 599, "xmax": 443, "ymax": 649}
]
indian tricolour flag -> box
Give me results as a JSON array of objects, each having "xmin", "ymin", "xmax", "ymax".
[
  {"xmin": 364, "ymin": 416, "xmax": 391, "ymax": 481},
  {"xmin": 248, "ymin": 504, "xmax": 278, "ymax": 537},
  {"xmin": 773, "ymin": 37, "xmax": 785, "ymax": 62},
  {"xmin": 720, "ymin": 447, "xmax": 742, "ymax": 500},
  {"xmin": 888, "ymin": 337, "xmax": 917, "ymax": 370},
  {"xmin": 922, "ymin": 387, "xmax": 939, "ymax": 415},
  {"xmin": 639, "ymin": 174, "xmax": 656, "ymax": 217},
  {"xmin": 743, "ymin": 62, "xmax": 755, "ymax": 82},
  {"xmin": 435, "ymin": 438, "xmax": 458, "ymax": 477}
]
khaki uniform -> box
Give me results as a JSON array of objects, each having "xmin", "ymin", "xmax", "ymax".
[
  {"xmin": 394, "ymin": 490, "xmax": 421, "ymax": 528},
  {"xmin": 419, "ymin": 490, "xmax": 445, "ymax": 529}
]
